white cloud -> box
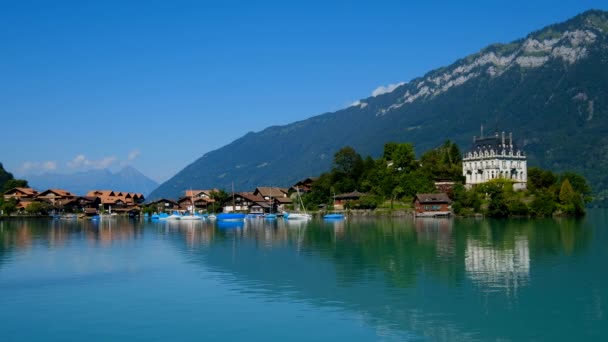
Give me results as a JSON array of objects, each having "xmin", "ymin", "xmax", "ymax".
[
  {"xmin": 42, "ymin": 161, "xmax": 57, "ymax": 171},
  {"xmin": 19, "ymin": 160, "xmax": 57, "ymax": 174},
  {"xmin": 372, "ymin": 82, "xmax": 405, "ymax": 97},
  {"xmin": 127, "ymin": 149, "xmax": 140, "ymax": 161},
  {"xmin": 350, "ymin": 100, "xmax": 367, "ymax": 109},
  {"xmin": 19, "ymin": 161, "xmax": 36, "ymax": 173},
  {"xmin": 67, "ymin": 154, "xmax": 116, "ymax": 169}
]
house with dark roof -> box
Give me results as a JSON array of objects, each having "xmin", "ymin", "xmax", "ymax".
[
  {"xmin": 253, "ymin": 186, "xmax": 292, "ymax": 212},
  {"xmin": 334, "ymin": 191, "xmax": 367, "ymax": 210},
  {"xmin": 222, "ymin": 192, "xmax": 269, "ymax": 213},
  {"xmin": 147, "ymin": 198, "xmax": 179, "ymax": 212},
  {"xmin": 291, "ymin": 177, "xmax": 318, "ymax": 193},
  {"xmin": 414, "ymin": 193, "xmax": 452, "ymax": 217}
]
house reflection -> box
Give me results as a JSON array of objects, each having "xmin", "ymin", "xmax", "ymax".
[{"xmin": 465, "ymin": 236, "xmax": 530, "ymax": 295}]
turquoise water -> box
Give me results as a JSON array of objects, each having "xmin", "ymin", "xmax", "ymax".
[{"xmin": 1, "ymin": 211, "xmax": 607, "ymax": 341}]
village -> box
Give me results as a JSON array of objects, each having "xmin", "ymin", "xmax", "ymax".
[{"xmin": 1, "ymin": 176, "xmax": 454, "ymax": 218}]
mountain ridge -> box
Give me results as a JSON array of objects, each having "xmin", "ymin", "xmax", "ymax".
[
  {"xmin": 27, "ymin": 166, "xmax": 159, "ymax": 196},
  {"xmin": 150, "ymin": 9, "xmax": 608, "ymax": 200}
]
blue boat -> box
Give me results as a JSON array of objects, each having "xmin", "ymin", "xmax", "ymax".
[
  {"xmin": 217, "ymin": 213, "xmax": 246, "ymax": 221},
  {"xmin": 323, "ymin": 213, "xmax": 345, "ymax": 220}
]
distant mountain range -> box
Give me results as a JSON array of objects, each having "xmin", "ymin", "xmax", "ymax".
[
  {"xmin": 150, "ymin": 9, "xmax": 608, "ymax": 200},
  {"xmin": 27, "ymin": 166, "xmax": 159, "ymax": 196}
]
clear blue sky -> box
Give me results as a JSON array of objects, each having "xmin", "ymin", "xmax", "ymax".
[{"xmin": 2, "ymin": 0, "xmax": 606, "ymax": 182}]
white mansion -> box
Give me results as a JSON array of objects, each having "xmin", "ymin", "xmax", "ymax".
[{"xmin": 463, "ymin": 131, "xmax": 527, "ymax": 190}]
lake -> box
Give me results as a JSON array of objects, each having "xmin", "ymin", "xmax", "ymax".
[{"xmin": 1, "ymin": 211, "xmax": 607, "ymax": 341}]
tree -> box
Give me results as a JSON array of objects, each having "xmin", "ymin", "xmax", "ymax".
[
  {"xmin": 559, "ymin": 172, "xmax": 592, "ymax": 203},
  {"xmin": 210, "ymin": 189, "xmax": 231, "ymax": 212},
  {"xmin": 1, "ymin": 198, "xmax": 18, "ymax": 215},
  {"xmin": 25, "ymin": 201, "xmax": 50, "ymax": 215},
  {"xmin": 332, "ymin": 146, "xmax": 363, "ymax": 177},
  {"xmin": 382, "ymin": 142, "xmax": 417, "ymax": 172},
  {"xmin": 558, "ymin": 178, "xmax": 585, "ymax": 216},
  {"xmin": 2, "ymin": 178, "xmax": 29, "ymax": 192},
  {"xmin": 484, "ymin": 183, "xmax": 509, "ymax": 218},
  {"xmin": 528, "ymin": 167, "xmax": 556, "ymax": 192}
]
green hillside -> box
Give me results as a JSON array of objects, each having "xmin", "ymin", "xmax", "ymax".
[{"xmin": 150, "ymin": 10, "xmax": 608, "ymax": 201}]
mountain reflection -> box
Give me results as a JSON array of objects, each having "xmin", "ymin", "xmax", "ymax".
[
  {"xmin": 0, "ymin": 214, "xmax": 600, "ymax": 340},
  {"xmin": 162, "ymin": 216, "xmax": 596, "ymax": 340}
]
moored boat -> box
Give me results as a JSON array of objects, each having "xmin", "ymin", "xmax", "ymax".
[
  {"xmin": 217, "ymin": 213, "xmax": 246, "ymax": 221},
  {"xmin": 285, "ymin": 212, "xmax": 312, "ymax": 220},
  {"xmin": 323, "ymin": 213, "xmax": 344, "ymax": 220}
]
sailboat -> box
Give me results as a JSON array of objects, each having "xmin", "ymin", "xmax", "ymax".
[
  {"xmin": 264, "ymin": 186, "xmax": 277, "ymax": 219},
  {"xmin": 324, "ymin": 189, "xmax": 344, "ymax": 220},
  {"xmin": 217, "ymin": 182, "xmax": 246, "ymax": 221},
  {"xmin": 181, "ymin": 190, "xmax": 202, "ymax": 220},
  {"xmin": 285, "ymin": 187, "xmax": 311, "ymax": 220}
]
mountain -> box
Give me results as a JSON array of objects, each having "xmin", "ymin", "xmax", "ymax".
[
  {"xmin": 27, "ymin": 166, "xmax": 159, "ymax": 196},
  {"xmin": 150, "ymin": 9, "xmax": 608, "ymax": 200}
]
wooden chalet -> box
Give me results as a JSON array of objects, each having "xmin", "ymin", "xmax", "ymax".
[
  {"xmin": 62, "ymin": 196, "xmax": 102, "ymax": 213},
  {"xmin": 184, "ymin": 189, "xmax": 217, "ymax": 200},
  {"xmin": 3, "ymin": 187, "xmax": 38, "ymax": 200},
  {"xmin": 291, "ymin": 177, "xmax": 318, "ymax": 193},
  {"xmin": 178, "ymin": 196, "xmax": 214, "ymax": 211},
  {"xmin": 222, "ymin": 192, "xmax": 268, "ymax": 213},
  {"xmin": 413, "ymin": 193, "xmax": 452, "ymax": 217},
  {"xmin": 86, "ymin": 190, "xmax": 144, "ymax": 212},
  {"xmin": 36, "ymin": 189, "xmax": 76, "ymax": 207},
  {"xmin": 147, "ymin": 198, "xmax": 179, "ymax": 212},
  {"xmin": 333, "ymin": 191, "xmax": 367, "ymax": 210},
  {"xmin": 253, "ymin": 187, "xmax": 292, "ymax": 212}
]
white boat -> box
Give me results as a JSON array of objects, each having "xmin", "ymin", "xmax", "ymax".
[
  {"xmin": 286, "ymin": 188, "xmax": 312, "ymax": 220},
  {"xmin": 181, "ymin": 214, "xmax": 202, "ymax": 220},
  {"xmin": 285, "ymin": 212, "xmax": 312, "ymax": 220},
  {"xmin": 181, "ymin": 189, "xmax": 202, "ymax": 220},
  {"xmin": 166, "ymin": 211, "xmax": 182, "ymax": 220}
]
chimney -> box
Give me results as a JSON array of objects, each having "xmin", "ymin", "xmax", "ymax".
[
  {"xmin": 509, "ymin": 132, "xmax": 513, "ymax": 148},
  {"xmin": 502, "ymin": 131, "xmax": 505, "ymax": 146}
]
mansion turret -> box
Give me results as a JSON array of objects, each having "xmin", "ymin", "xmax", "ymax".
[{"xmin": 463, "ymin": 130, "xmax": 527, "ymax": 190}]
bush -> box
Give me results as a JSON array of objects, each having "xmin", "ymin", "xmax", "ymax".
[{"xmin": 507, "ymin": 200, "xmax": 529, "ymax": 216}]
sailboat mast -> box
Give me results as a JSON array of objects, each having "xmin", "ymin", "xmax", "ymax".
[{"xmin": 232, "ymin": 182, "xmax": 235, "ymax": 213}]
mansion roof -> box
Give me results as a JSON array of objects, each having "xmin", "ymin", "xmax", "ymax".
[{"xmin": 466, "ymin": 132, "xmax": 525, "ymax": 158}]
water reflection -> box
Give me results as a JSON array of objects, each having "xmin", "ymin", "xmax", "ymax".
[{"xmin": 0, "ymin": 213, "xmax": 604, "ymax": 340}]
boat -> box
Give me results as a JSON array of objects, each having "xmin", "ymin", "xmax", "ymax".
[
  {"xmin": 181, "ymin": 189, "xmax": 203, "ymax": 220},
  {"xmin": 323, "ymin": 213, "xmax": 344, "ymax": 219},
  {"xmin": 217, "ymin": 182, "xmax": 246, "ymax": 222},
  {"xmin": 285, "ymin": 187, "xmax": 312, "ymax": 220},
  {"xmin": 166, "ymin": 211, "xmax": 182, "ymax": 220},
  {"xmin": 264, "ymin": 187, "xmax": 277, "ymax": 220},
  {"xmin": 208, "ymin": 214, "xmax": 217, "ymax": 220},
  {"xmin": 323, "ymin": 190, "xmax": 345, "ymax": 220},
  {"xmin": 216, "ymin": 213, "xmax": 246, "ymax": 221}
]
